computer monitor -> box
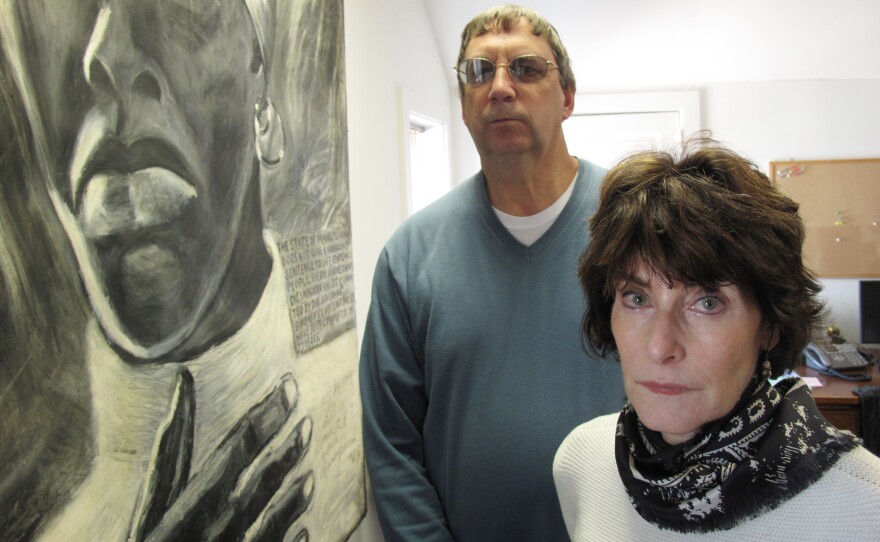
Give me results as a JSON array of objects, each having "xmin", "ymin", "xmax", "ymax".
[{"xmin": 859, "ymin": 280, "xmax": 880, "ymax": 349}]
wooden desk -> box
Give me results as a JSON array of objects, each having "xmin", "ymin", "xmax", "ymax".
[{"xmin": 799, "ymin": 362, "xmax": 880, "ymax": 436}]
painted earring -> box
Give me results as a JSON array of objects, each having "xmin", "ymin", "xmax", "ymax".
[
  {"xmin": 254, "ymin": 96, "xmax": 285, "ymax": 167},
  {"xmin": 762, "ymin": 358, "xmax": 772, "ymax": 381}
]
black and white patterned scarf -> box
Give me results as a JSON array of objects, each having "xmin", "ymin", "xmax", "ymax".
[{"xmin": 614, "ymin": 376, "xmax": 860, "ymax": 533}]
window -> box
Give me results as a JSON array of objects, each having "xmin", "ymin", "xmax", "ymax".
[
  {"xmin": 407, "ymin": 113, "xmax": 450, "ymax": 215},
  {"xmin": 563, "ymin": 91, "xmax": 701, "ymax": 169}
]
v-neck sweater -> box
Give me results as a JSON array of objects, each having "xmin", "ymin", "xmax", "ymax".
[{"xmin": 360, "ymin": 159, "xmax": 625, "ymax": 541}]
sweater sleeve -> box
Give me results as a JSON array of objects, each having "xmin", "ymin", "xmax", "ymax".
[
  {"xmin": 553, "ymin": 425, "xmax": 587, "ymax": 540},
  {"xmin": 359, "ymin": 248, "xmax": 454, "ymax": 542}
]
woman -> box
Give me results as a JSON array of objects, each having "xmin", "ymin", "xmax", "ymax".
[{"xmin": 553, "ymin": 137, "xmax": 880, "ymax": 540}]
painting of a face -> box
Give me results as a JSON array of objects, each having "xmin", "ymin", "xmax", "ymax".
[
  {"xmin": 2, "ymin": 1, "xmax": 364, "ymax": 539},
  {"xmin": 21, "ymin": 0, "xmax": 265, "ymax": 361}
]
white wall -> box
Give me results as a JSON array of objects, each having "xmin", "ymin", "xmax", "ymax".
[
  {"xmin": 345, "ymin": 0, "xmax": 452, "ymax": 347},
  {"xmin": 702, "ymin": 80, "xmax": 880, "ymax": 167},
  {"xmin": 425, "ymin": 0, "xmax": 880, "ymax": 89},
  {"xmin": 344, "ymin": 0, "xmax": 452, "ymax": 539}
]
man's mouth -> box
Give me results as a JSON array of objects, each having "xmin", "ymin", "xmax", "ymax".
[{"xmin": 489, "ymin": 115, "xmax": 521, "ymax": 123}]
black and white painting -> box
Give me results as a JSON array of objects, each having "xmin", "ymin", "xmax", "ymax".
[{"xmin": 0, "ymin": 0, "xmax": 364, "ymax": 540}]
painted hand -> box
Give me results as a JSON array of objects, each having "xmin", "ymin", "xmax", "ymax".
[{"xmin": 129, "ymin": 370, "xmax": 314, "ymax": 542}]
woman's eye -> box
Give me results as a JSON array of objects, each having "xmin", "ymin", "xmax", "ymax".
[
  {"xmin": 622, "ymin": 292, "xmax": 647, "ymax": 308},
  {"xmin": 695, "ymin": 296, "xmax": 722, "ymax": 313}
]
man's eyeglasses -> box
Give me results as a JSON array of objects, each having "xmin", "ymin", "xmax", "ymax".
[{"xmin": 455, "ymin": 55, "xmax": 559, "ymax": 86}]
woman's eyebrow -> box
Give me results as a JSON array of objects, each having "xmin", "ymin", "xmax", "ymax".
[{"xmin": 616, "ymin": 273, "xmax": 649, "ymax": 288}]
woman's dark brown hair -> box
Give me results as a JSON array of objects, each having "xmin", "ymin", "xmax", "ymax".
[{"xmin": 580, "ymin": 135, "xmax": 825, "ymax": 376}]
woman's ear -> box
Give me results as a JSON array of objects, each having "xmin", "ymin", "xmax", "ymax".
[{"xmin": 762, "ymin": 324, "xmax": 780, "ymax": 351}]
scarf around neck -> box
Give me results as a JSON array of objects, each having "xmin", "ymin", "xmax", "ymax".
[{"xmin": 615, "ymin": 376, "xmax": 860, "ymax": 533}]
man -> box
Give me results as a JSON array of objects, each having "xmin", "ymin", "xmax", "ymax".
[
  {"xmin": 360, "ymin": 5, "xmax": 624, "ymax": 541},
  {"xmin": 0, "ymin": 1, "xmax": 326, "ymax": 539}
]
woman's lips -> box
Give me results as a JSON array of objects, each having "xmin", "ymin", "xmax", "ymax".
[
  {"xmin": 78, "ymin": 167, "xmax": 196, "ymax": 239},
  {"xmin": 640, "ymin": 381, "xmax": 690, "ymax": 395}
]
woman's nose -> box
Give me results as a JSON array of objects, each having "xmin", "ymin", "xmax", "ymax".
[{"xmin": 645, "ymin": 309, "xmax": 686, "ymax": 364}]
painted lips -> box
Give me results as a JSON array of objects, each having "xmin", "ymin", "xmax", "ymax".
[{"xmin": 78, "ymin": 167, "xmax": 196, "ymax": 238}]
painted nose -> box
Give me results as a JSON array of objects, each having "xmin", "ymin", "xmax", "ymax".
[{"xmin": 82, "ymin": 5, "xmax": 164, "ymax": 134}]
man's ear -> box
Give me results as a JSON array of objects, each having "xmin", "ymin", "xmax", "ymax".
[
  {"xmin": 460, "ymin": 94, "xmax": 467, "ymax": 124},
  {"xmin": 562, "ymin": 86, "xmax": 575, "ymax": 121}
]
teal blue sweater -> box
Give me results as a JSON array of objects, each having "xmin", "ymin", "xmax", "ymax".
[{"xmin": 360, "ymin": 159, "xmax": 625, "ymax": 541}]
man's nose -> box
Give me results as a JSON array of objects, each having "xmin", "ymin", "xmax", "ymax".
[
  {"xmin": 487, "ymin": 64, "xmax": 516, "ymax": 102},
  {"xmin": 645, "ymin": 310, "xmax": 685, "ymax": 364},
  {"xmin": 82, "ymin": 5, "xmax": 163, "ymax": 134}
]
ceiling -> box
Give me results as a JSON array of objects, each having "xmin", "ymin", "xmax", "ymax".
[{"xmin": 422, "ymin": 0, "xmax": 880, "ymax": 93}]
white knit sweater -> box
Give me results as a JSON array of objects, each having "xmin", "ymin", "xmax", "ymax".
[{"xmin": 553, "ymin": 413, "xmax": 880, "ymax": 541}]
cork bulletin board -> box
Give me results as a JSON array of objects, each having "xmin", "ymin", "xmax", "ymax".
[{"xmin": 770, "ymin": 158, "xmax": 880, "ymax": 277}]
